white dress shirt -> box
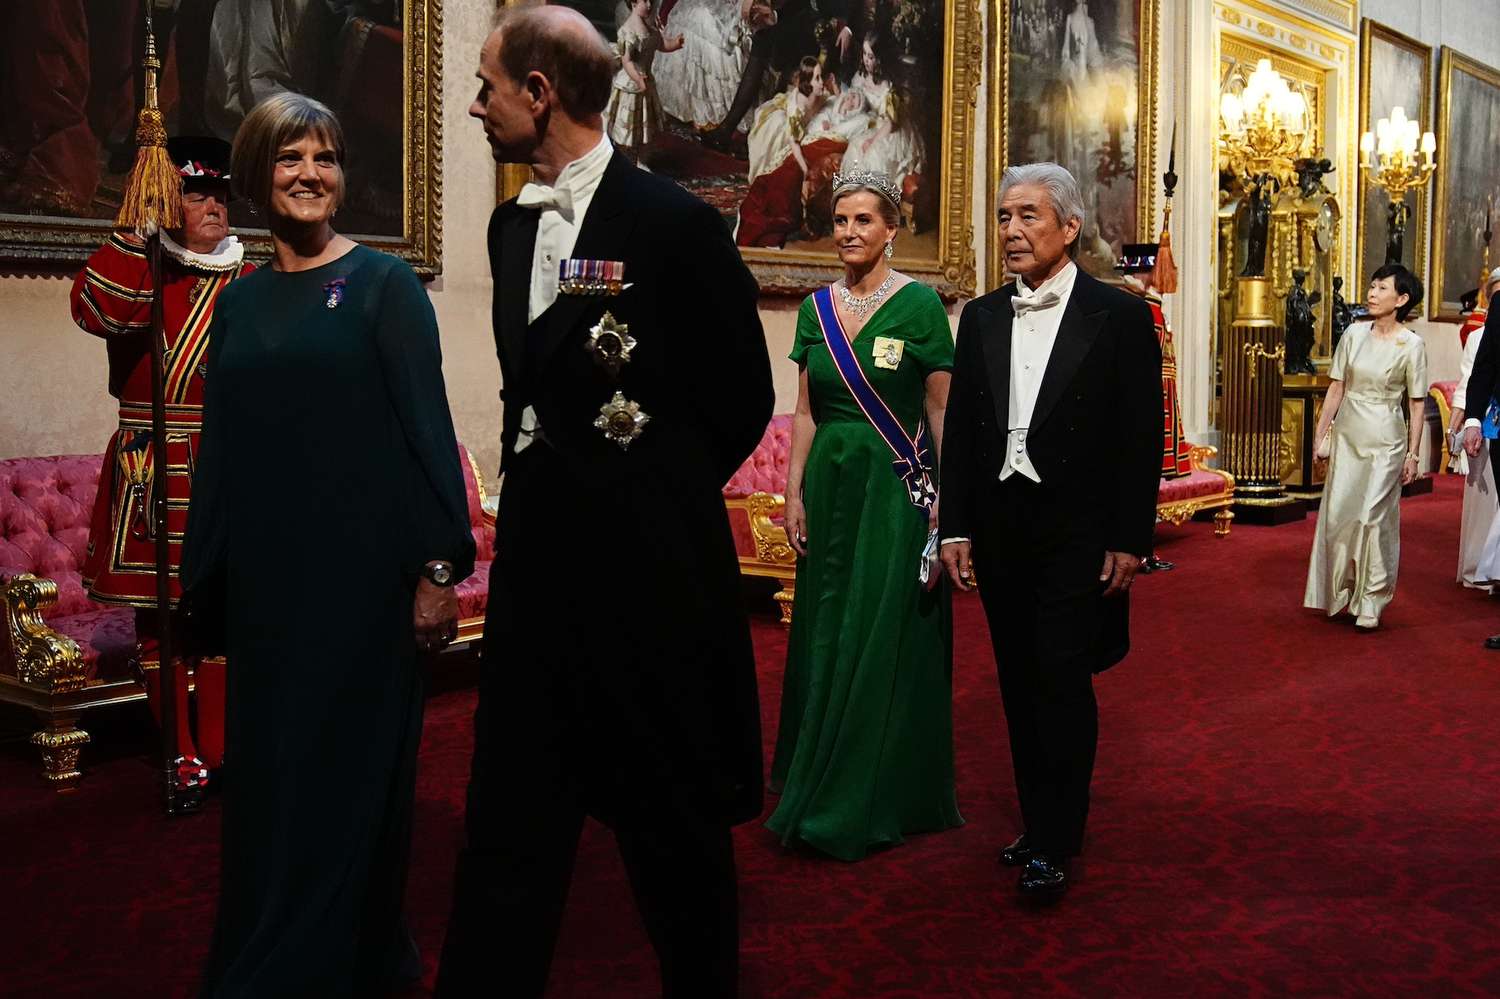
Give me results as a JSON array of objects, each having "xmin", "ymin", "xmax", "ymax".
[
  {"xmin": 513, "ymin": 133, "xmax": 613, "ymax": 452},
  {"xmin": 941, "ymin": 261, "xmax": 1079, "ymax": 547},
  {"xmin": 1001, "ymin": 260, "xmax": 1079, "ymax": 483},
  {"xmin": 524, "ymin": 132, "xmax": 613, "ymax": 323}
]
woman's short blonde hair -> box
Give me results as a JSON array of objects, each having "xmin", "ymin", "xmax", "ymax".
[{"xmin": 230, "ymin": 92, "xmax": 347, "ymax": 210}]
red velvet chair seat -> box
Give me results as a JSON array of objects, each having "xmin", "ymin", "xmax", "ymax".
[{"xmin": 1157, "ymin": 468, "xmax": 1234, "ymax": 505}]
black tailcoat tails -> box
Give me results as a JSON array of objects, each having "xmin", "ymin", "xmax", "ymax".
[
  {"xmin": 437, "ymin": 151, "xmax": 773, "ymax": 998},
  {"xmin": 940, "ymin": 267, "xmax": 1161, "ymax": 859}
]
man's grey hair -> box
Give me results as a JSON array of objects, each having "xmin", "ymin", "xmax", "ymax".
[{"xmin": 997, "ymin": 162, "xmax": 1085, "ymax": 259}]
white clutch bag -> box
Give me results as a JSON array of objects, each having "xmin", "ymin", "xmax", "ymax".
[{"xmin": 1315, "ymin": 428, "xmax": 1332, "ymax": 460}]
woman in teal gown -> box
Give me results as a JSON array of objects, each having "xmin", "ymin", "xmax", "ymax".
[
  {"xmin": 182, "ymin": 94, "xmax": 475, "ymax": 996},
  {"xmin": 770, "ymin": 173, "xmax": 963, "ymax": 861}
]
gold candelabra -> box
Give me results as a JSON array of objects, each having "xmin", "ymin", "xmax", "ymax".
[
  {"xmin": 1359, "ymin": 106, "xmax": 1435, "ymax": 266},
  {"xmin": 1218, "ymin": 59, "xmax": 1312, "ymax": 193},
  {"xmin": 1359, "ymin": 106, "xmax": 1436, "ymax": 200}
]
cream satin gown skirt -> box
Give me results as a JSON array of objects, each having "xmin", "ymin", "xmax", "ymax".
[{"xmin": 1304, "ymin": 324, "xmax": 1427, "ymax": 622}]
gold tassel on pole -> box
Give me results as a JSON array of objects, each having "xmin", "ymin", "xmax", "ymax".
[
  {"xmin": 1152, "ymin": 206, "xmax": 1179, "ymax": 294},
  {"xmin": 115, "ymin": 3, "xmax": 182, "ymax": 235},
  {"xmin": 1150, "ymin": 123, "xmax": 1179, "ymax": 294}
]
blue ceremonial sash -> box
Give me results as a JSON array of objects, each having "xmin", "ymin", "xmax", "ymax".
[{"xmin": 812, "ymin": 285, "xmax": 936, "ymax": 513}]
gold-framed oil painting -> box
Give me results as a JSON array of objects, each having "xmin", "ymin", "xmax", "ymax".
[
  {"xmin": 1431, "ymin": 46, "xmax": 1500, "ymax": 322},
  {"xmin": 0, "ymin": 0, "xmax": 443, "ymax": 275},
  {"xmin": 1356, "ymin": 19, "xmax": 1431, "ymax": 298},
  {"xmin": 989, "ymin": 0, "xmax": 1158, "ymax": 288},
  {"xmin": 502, "ymin": 0, "xmax": 980, "ymax": 299}
]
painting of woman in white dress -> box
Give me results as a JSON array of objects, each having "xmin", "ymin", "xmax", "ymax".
[
  {"xmin": 1005, "ymin": 0, "xmax": 1148, "ymax": 279},
  {"xmin": 652, "ymin": 0, "xmax": 756, "ymax": 129}
]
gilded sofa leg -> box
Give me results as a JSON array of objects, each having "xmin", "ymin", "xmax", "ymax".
[
  {"xmin": 1214, "ymin": 508, "xmax": 1234, "ymax": 537},
  {"xmin": 32, "ymin": 713, "xmax": 90, "ymax": 787},
  {"xmin": 774, "ymin": 579, "xmax": 795, "ymax": 626}
]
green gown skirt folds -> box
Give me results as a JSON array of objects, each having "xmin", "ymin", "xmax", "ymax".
[{"xmin": 769, "ymin": 283, "xmax": 964, "ymax": 861}]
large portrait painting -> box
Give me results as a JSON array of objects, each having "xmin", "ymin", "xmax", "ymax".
[
  {"xmin": 0, "ymin": 0, "xmax": 442, "ymax": 274},
  {"xmin": 1356, "ymin": 20, "xmax": 1431, "ymax": 298},
  {"xmin": 1431, "ymin": 46, "xmax": 1500, "ymax": 321},
  {"xmin": 990, "ymin": 0, "xmax": 1157, "ymax": 286},
  {"xmin": 507, "ymin": 0, "xmax": 980, "ymax": 298}
]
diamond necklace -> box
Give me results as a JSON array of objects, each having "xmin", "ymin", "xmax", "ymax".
[{"xmin": 837, "ymin": 271, "xmax": 898, "ymax": 320}]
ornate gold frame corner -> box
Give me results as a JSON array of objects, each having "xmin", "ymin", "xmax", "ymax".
[
  {"xmin": 1355, "ymin": 19, "xmax": 1432, "ymax": 296},
  {"xmin": 988, "ymin": 0, "xmax": 1160, "ymax": 292},
  {"xmin": 0, "ymin": 0, "xmax": 444, "ymax": 276},
  {"xmin": 1430, "ymin": 46, "xmax": 1500, "ymax": 323}
]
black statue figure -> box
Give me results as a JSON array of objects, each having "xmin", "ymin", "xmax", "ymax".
[
  {"xmin": 1241, "ymin": 175, "xmax": 1274, "ymax": 277},
  {"xmin": 1284, "ymin": 268, "xmax": 1321, "ymax": 376},
  {"xmin": 1384, "ymin": 198, "xmax": 1410, "ymax": 265},
  {"xmin": 1295, "ymin": 157, "xmax": 1335, "ymax": 199},
  {"xmin": 1330, "ymin": 275, "xmax": 1353, "ymax": 353}
]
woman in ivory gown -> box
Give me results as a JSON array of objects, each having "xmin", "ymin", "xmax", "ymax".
[
  {"xmin": 1304, "ymin": 264, "xmax": 1428, "ymax": 630},
  {"xmin": 652, "ymin": 0, "xmax": 755, "ymax": 130}
]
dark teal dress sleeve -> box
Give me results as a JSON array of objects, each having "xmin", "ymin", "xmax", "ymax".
[{"xmin": 370, "ymin": 259, "xmax": 478, "ymax": 582}]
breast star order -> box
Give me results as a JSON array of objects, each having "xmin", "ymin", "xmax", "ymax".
[{"xmin": 594, "ymin": 391, "xmax": 651, "ymax": 449}]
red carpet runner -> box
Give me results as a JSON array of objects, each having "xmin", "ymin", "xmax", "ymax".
[{"xmin": 3, "ymin": 475, "xmax": 1499, "ymax": 996}]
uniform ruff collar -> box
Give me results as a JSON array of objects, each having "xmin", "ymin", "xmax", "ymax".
[{"xmin": 160, "ymin": 231, "xmax": 244, "ymax": 272}]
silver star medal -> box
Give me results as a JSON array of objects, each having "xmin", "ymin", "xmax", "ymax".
[
  {"xmin": 585, "ymin": 312, "xmax": 637, "ymax": 376},
  {"xmin": 595, "ymin": 391, "xmax": 651, "ymax": 449}
]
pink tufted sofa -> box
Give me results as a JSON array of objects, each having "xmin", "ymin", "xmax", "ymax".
[
  {"xmin": 723, "ymin": 415, "xmax": 797, "ymax": 623},
  {"xmin": 0, "ymin": 447, "xmax": 495, "ymax": 787}
]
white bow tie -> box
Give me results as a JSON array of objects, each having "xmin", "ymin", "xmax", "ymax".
[
  {"xmin": 1011, "ymin": 290, "xmax": 1062, "ymax": 316},
  {"xmin": 517, "ymin": 181, "xmax": 574, "ymax": 221}
]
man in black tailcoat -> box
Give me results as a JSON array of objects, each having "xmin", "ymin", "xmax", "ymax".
[
  {"xmin": 939, "ymin": 162, "xmax": 1162, "ymax": 899},
  {"xmin": 437, "ymin": 6, "xmax": 773, "ymax": 996}
]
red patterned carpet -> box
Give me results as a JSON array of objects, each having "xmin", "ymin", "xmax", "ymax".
[{"xmin": 3, "ymin": 475, "xmax": 1499, "ymax": 997}]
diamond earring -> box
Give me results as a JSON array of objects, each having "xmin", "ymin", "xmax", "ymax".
[{"xmin": 884, "ymin": 241, "xmax": 894, "ymax": 259}]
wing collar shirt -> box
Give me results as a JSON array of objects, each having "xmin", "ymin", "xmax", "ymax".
[
  {"xmin": 513, "ymin": 132, "xmax": 612, "ymax": 452},
  {"xmin": 1002, "ymin": 259, "xmax": 1078, "ymax": 483}
]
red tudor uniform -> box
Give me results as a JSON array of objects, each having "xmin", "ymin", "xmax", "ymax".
[
  {"xmin": 1460, "ymin": 306, "xmax": 1487, "ymax": 350},
  {"xmin": 70, "ymin": 229, "xmax": 251, "ymax": 778},
  {"xmin": 1145, "ymin": 293, "xmax": 1193, "ymax": 479}
]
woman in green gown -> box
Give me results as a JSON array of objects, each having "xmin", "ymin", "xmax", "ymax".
[
  {"xmin": 770, "ymin": 171, "xmax": 963, "ymax": 861},
  {"xmin": 182, "ymin": 94, "xmax": 475, "ymax": 995}
]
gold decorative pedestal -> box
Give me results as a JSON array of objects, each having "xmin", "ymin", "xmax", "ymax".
[
  {"xmin": 1221, "ymin": 277, "xmax": 1307, "ymax": 525},
  {"xmin": 1282, "ymin": 373, "xmax": 1330, "ymax": 501}
]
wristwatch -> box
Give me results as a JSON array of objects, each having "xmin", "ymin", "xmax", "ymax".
[{"xmin": 422, "ymin": 560, "xmax": 455, "ymax": 587}]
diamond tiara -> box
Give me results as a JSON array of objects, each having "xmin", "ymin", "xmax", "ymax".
[{"xmin": 831, "ymin": 169, "xmax": 902, "ymax": 208}]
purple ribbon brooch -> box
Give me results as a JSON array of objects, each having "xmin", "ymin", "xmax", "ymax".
[{"xmin": 323, "ymin": 277, "xmax": 347, "ymax": 310}]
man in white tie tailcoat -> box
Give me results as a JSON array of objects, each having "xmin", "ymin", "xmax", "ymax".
[
  {"xmin": 939, "ymin": 163, "xmax": 1162, "ymax": 899},
  {"xmin": 438, "ymin": 7, "xmax": 772, "ymax": 996}
]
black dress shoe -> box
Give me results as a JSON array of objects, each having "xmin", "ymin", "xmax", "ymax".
[
  {"xmin": 1018, "ymin": 855, "xmax": 1068, "ymax": 899},
  {"xmin": 999, "ymin": 833, "xmax": 1033, "ymax": 867},
  {"xmin": 1484, "ymin": 634, "xmax": 1500, "ymax": 650}
]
